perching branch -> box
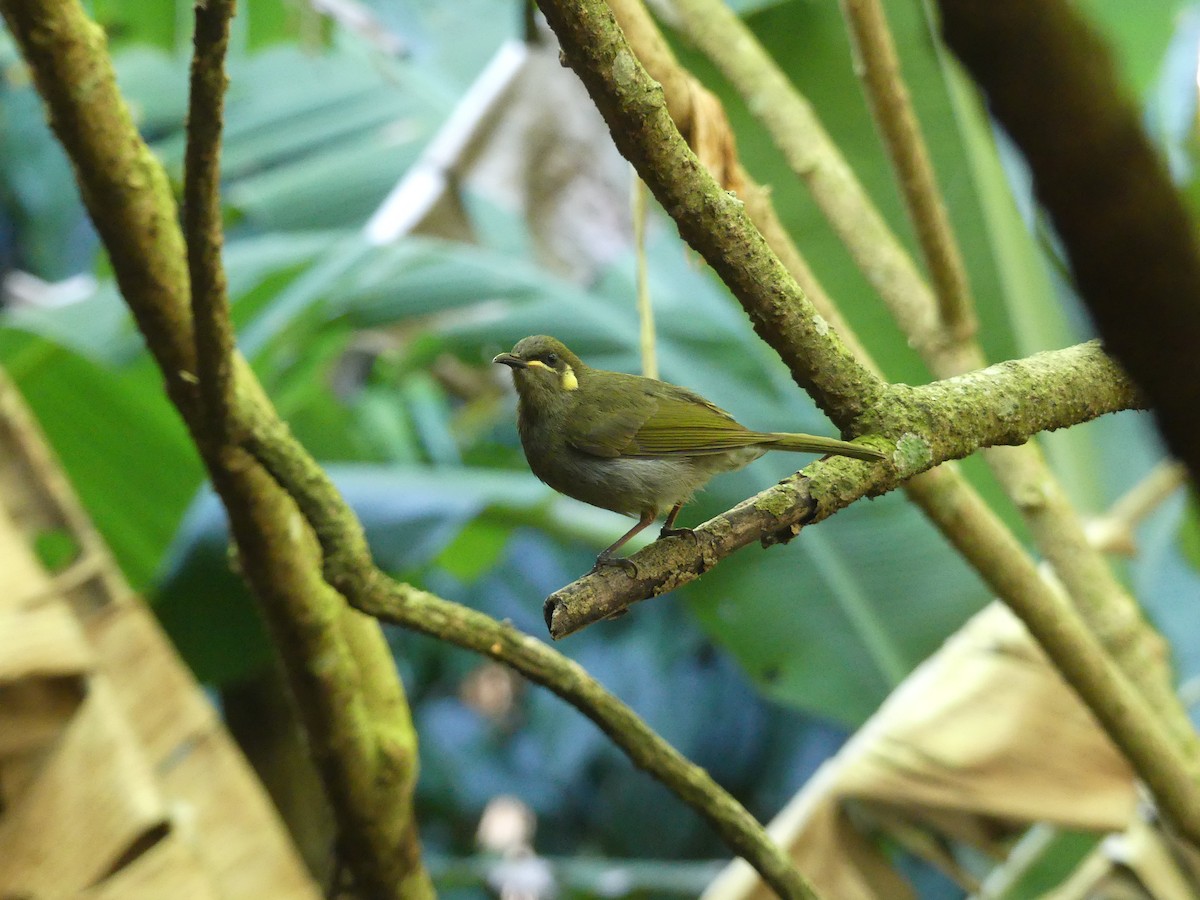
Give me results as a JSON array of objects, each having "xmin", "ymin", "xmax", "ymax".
[
  {"xmin": 238, "ymin": 404, "xmax": 821, "ymax": 900},
  {"xmin": 602, "ymin": 0, "xmax": 1197, "ymax": 776},
  {"xmin": 534, "ymin": 0, "xmax": 1200, "ymax": 846},
  {"xmin": 547, "ymin": 340, "xmax": 1141, "ymax": 634}
]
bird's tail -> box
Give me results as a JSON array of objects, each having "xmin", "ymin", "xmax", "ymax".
[{"xmin": 765, "ymin": 432, "xmax": 886, "ymax": 461}]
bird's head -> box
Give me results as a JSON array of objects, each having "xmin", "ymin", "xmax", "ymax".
[{"xmin": 493, "ymin": 335, "xmax": 586, "ymax": 412}]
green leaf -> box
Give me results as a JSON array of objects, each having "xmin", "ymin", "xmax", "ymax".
[
  {"xmin": 0, "ymin": 331, "xmax": 202, "ymax": 589},
  {"xmin": 435, "ymin": 518, "xmax": 510, "ymax": 582}
]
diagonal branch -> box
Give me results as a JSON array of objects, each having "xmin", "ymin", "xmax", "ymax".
[{"xmin": 537, "ymin": 1, "xmax": 886, "ymax": 428}]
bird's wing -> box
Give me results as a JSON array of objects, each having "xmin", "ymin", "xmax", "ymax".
[
  {"xmin": 568, "ymin": 383, "xmax": 764, "ymax": 458},
  {"xmin": 566, "ymin": 401, "xmax": 653, "ymax": 458}
]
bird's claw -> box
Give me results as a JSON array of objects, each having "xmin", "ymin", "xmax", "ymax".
[
  {"xmin": 658, "ymin": 526, "xmax": 696, "ymax": 541},
  {"xmin": 590, "ymin": 554, "xmax": 639, "ymax": 578}
]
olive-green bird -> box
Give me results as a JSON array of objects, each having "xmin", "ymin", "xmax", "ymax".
[{"xmin": 494, "ymin": 335, "xmax": 886, "ymax": 570}]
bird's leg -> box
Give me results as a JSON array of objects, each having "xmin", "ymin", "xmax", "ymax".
[
  {"xmin": 591, "ymin": 511, "xmax": 656, "ymax": 575},
  {"xmin": 658, "ymin": 503, "xmax": 695, "ymax": 541}
]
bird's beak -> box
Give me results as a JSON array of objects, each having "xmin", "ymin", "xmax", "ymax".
[{"xmin": 493, "ymin": 352, "xmax": 527, "ymax": 369}]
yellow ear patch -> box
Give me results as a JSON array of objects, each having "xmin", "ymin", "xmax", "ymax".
[{"xmin": 561, "ymin": 365, "xmax": 579, "ymax": 391}]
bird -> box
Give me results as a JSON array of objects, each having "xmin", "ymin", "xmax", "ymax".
[{"xmin": 493, "ymin": 335, "xmax": 886, "ymax": 571}]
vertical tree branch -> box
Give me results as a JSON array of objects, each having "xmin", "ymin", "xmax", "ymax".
[
  {"xmin": 184, "ymin": 0, "xmax": 237, "ymax": 442},
  {"xmin": 840, "ymin": 0, "xmax": 976, "ymax": 339}
]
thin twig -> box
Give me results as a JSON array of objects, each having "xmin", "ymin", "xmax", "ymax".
[
  {"xmin": 840, "ymin": 0, "xmax": 976, "ymax": 339},
  {"xmin": 239, "ymin": 408, "xmax": 820, "ymax": 900},
  {"xmin": 632, "ymin": 172, "xmax": 658, "ymax": 379},
  {"xmin": 184, "ymin": 0, "xmax": 237, "ymax": 442},
  {"xmin": 1087, "ymin": 461, "xmax": 1189, "ymax": 555}
]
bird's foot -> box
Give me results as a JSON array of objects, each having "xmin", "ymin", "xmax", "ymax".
[
  {"xmin": 590, "ymin": 554, "xmax": 639, "ymax": 578},
  {"xmin": 658, "ymin": 526, "xmax": 697, "ymax": 542}
]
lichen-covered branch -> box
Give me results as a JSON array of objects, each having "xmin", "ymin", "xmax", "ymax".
[{"xmin": 546, "ymin": 340, "xmax": 1141, "ymax": 634}]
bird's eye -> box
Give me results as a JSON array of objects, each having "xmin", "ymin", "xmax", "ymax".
[{"xmin": 545, "ymin": 353, "xmax": 558, "ymax": 366}]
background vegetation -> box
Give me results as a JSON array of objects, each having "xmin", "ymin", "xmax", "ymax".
[{"xmin": 3, "ymin": 0, "xmax": 1199, "ymax": 896}]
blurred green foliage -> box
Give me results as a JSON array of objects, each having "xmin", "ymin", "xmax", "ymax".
[{"xmin": 2, "ymin": 0, "xmax": 1199, "ymax": 896}]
